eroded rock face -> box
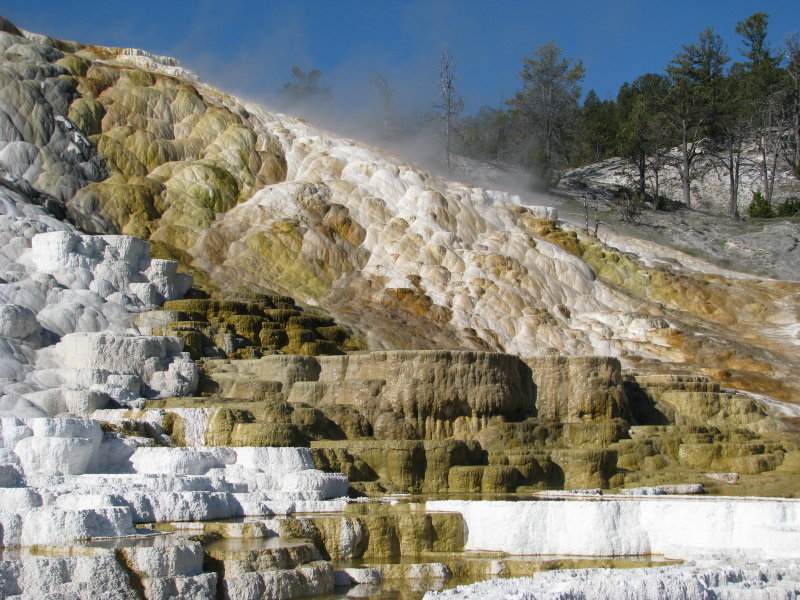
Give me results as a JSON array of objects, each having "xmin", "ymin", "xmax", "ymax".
[
  {"xmin": 0, "ymin": 416, "xmax": 348, "ymax": 540},
  {"xmin": 140, "ymin": 292, "xmax": 364, "ymax": 359},
  {"xmin": 275, "ymin": 502, "xmax": 465, "ymax": 560},
  {"xmin": 203, "ymin": 350, "xmax": 625, "ymax": 441},
  {"xmin": 0, "ymin": 29, "xmax": 105, "ymax": 204},
  {"xmin": 522, "ymin": 356, "xmax": 626, "ymax": 422}
]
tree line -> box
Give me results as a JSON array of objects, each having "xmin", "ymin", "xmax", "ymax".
[{"xmin": 279, "ymin": 13, "xmax": 800, "ymax": 218}]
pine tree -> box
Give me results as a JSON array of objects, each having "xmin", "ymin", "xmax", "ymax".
[
  {"xmin": 508, "ymin": 41, "xmax": 584, "ymax": 185},
  {"xmin": 665, "ymin": 27, "xmax": 729, "ymax": 206},
  {"xmin": 735, "ymin": 13, "xmax": 790, "ymax": 204},
  {"xmin": 616, "ymin": 74, "xmax": 670, "ymax": 204},
  {"xmin": 709, "ymin": 71, "xmax": 749, "ymax": 218},
  {"xmin": 580, "ymin": 90, "xmax": 617, "ymax": 162}
]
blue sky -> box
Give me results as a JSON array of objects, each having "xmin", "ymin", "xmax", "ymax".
[{"xmin": 5, "ymin": 0, "xmax": 799, "ymax": 119}]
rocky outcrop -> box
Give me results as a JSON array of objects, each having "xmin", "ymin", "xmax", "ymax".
[
  {"xmin": 275, "ymin": 502, "xmax": 465, "ymax": 560},
  {"xmin": 105, "ymin": 350, "xmax": 798, "ymax": 496},
  {"xmin": 0, "ymin": 416, "xmax": 348, "ymax": 539},
  {"xmin": 522, "ymin": 356, "xmax": 626, "ymax": 422},
  {"xmin": 201, "ymin": 350, "xmax": 623, "ymax": 439},
  {"xmin": 135, "ymin": 292, "xmax": 364, "ymax": 359}
]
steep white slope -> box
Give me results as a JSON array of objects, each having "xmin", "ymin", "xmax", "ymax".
[
  {"xmin": 3, "ymin": 21, "xmax": 798, "ymax": 401},
  {"xmin": 190, "ymin": 100, "xmax": 669, "ymax": 358}
]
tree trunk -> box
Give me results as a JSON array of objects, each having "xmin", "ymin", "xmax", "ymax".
[
  {"xmin": 794, "ymin": 89, "xmax": 800, "ymax": 170},
  {"xmin": 758, "ymin": 135, "xmax": 771, "ymax": 204},
  {"xmin": 680, "ymin": 123, "xmax": 692, "ymax": 206},
  {"xmin": 653, "ymin": 162, "xmax": 661, "ymax": 210},
  {"xmin": 445, "ymin": 116, "xmax": 451, "ymax": 173},
  {"xmin": 767, "ymin": 146, "xmax": 779, "ymax": 203},
  {"xmin": 728, "ymin": 156, "xmax": 739, "ymax": 218},
  {"xmin": 795, "ymin": 107, "xmax": 800, "ymax": 169},
  {"xmin": 638, "ymin": 155, "xmax": 646, "ymax": 197}
]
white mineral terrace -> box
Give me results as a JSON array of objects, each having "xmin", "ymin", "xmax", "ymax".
[
  {"xmin": 426, "ymin": 497, "xmax": 800, "ymax": 561},
  {"xmin": 0, "ymin": 417, "xmax": 348, "ymax": 546},
  {"xmin": 424, "ymin": 561, "xmax": 800, "ymax": 600},
  {"xmin": 423, "ymin": 496, "xmax": 800, "ymax": 599}
]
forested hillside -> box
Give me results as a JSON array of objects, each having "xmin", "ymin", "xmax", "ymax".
[
  {"xmin": 282, "ymin": 12, "xmax": 799, "ymax": 218},
  {"xmin": 462, "ymin": 13, "xmax": 798, "ymax": 217}
]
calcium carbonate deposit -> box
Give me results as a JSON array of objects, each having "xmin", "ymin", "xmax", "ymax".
[
  {"xmin": 424, "ymin": 562, "xmax": 800, "ymax": 600},
  {"xmin": 0, "ymin": 15, "xmax": 798, "ymax": 599},
  {"xmin": 427, "ymin": 497, "xmax": 800, "ymax": 560}
]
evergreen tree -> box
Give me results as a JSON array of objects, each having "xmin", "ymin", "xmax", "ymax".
[
  {"xmin": 616, "ymin": 74, "xmax": 670, "ymax": 203},
  {"xmin": 457, "ymin": 105, "xmax": 512, "ymax": 166},
  {"xmin": 735, "ymin": 13, "xmax": 790, "ymax": 204},
  {"xmin": 508, "ymin": 41, "xmax": 585, "ymax": 185},
  {"xmin": 709, "ymin": 70, "xmax": 749, "ymax": 217},
  {"xmin": 665, "ymin": 27, "xmax": 729, "ymax": 206},
  {"xmin": 580, "ymin": 90, "xmax": 617, "ymax": 162},
  {"xmin": 735, "ymin": 13, "xmax": 780, "ymax": 77}
]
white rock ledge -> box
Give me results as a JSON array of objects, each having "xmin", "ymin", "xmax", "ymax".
[
  {"xmin": 427, "ymin": 497, "xmax": 800, "ymax": 561},
  {"xmin": 423, "ymin": 561, "xmax": 800, "ymax": 600},
  {"xmin": 0, "ymin": 417, "xmax": 349, "ymax": 547}
]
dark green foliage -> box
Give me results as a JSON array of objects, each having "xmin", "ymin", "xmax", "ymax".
[
  {"xmin": 748, "ymin": 191, "xmax": 774, "ymax": 218},
  {"xmin": 612, "ymin": 186, "xmax": 644, "ymax": 223},
  {"xmin": 776, "ymin": 197, "xmax": 800, "ymax": 217},
  {"xmin": 667, "ymin": 27, "xmax": 729, "ymax": 138},
  {"xmin": 456, "ymin": 105, "xmax": 510, "ymax": 164},
  {"xmin": 529, "ymin": 142, "xmax": 555, "ymax": 190},
  {"xmin": 615, "ymin": 74, "xmax": 671, "ymax": 197},
  {"xmin": 745, "ymin": 194, "xmax": 799, "ymax": 218},
  {"xmin": 579, "ymin": 90, "xmax": 618, "ymax": 163},
  {"xmin": 508, "ymin": 41, "xmax": 585, "ymax": 178},
  {"xmin": 734, "ymin": 11, "xmax": 784, "ymax": 93},
  {"xmin": 450, "ymin": 10, "xmax": 797, "ymax": 204}
]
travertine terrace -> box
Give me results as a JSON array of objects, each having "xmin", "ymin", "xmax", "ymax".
[{"xmin": 0, "ymin": 15, "xmax": 798, "ymax": 599}]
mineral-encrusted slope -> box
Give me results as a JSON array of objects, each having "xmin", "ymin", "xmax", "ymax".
[
  {"xmin": 1, "ymin": 18, "xmax": 798, "ymax": 403},
  {"xmin": 1, "ymin": 15, "xmax": 800, "ymax": 600}
]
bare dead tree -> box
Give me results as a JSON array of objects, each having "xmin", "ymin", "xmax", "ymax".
[
  {"xmin": 371, "ymin": 73, "xmax": 394, "ymax": 140},
  {"xmin": 581, "ymin": 193, "xmax": 603, "ymax": 236},
  {"xmin": 434, "ymin": 45, "xmax": 463, "ymax": 174},
  {"xmin": 746, "ymin": 89, "xmax": 793, "ymax": 204}
]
